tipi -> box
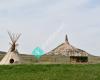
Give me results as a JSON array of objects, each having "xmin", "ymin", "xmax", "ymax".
[{"xmin": 0, "ymin": 32, "xmax": 21, "ymax": 65}]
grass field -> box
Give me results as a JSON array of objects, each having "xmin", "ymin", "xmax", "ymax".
[{"xmin": 0, "ymin": 64, "xmax": 100, "ymax": 80}]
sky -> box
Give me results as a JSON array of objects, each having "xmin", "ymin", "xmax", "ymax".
[{"xmin": 0, "ymin": 0, "xmax": 100, "ymax": 56}]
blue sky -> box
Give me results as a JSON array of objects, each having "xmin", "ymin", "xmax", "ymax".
[{"xmin": 0, "ymin": 0, "xmax": 100, "ymax": 56}]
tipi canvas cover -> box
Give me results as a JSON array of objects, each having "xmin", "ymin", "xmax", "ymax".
[{"xmin": 0, "ymin": 51, "xmax": 20, "ymax": 64}]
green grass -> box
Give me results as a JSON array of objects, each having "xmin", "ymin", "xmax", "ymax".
[{"xmin": 0, "ymin": 64, "xmax": 100, "ymax": 80}]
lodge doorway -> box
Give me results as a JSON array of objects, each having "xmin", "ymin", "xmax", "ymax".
[{"xmin": 70, "ymin": 56, "xmax": 88, "ymax": 63}]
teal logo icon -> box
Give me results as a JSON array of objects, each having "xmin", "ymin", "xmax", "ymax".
[{"xmin": 32, "ymin": 47, "xmax": 45, "ymax": 59}]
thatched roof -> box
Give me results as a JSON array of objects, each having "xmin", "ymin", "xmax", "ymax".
[{"xmin": 46, "ymin": 35, "xmax": 88, "ymax": 56}]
